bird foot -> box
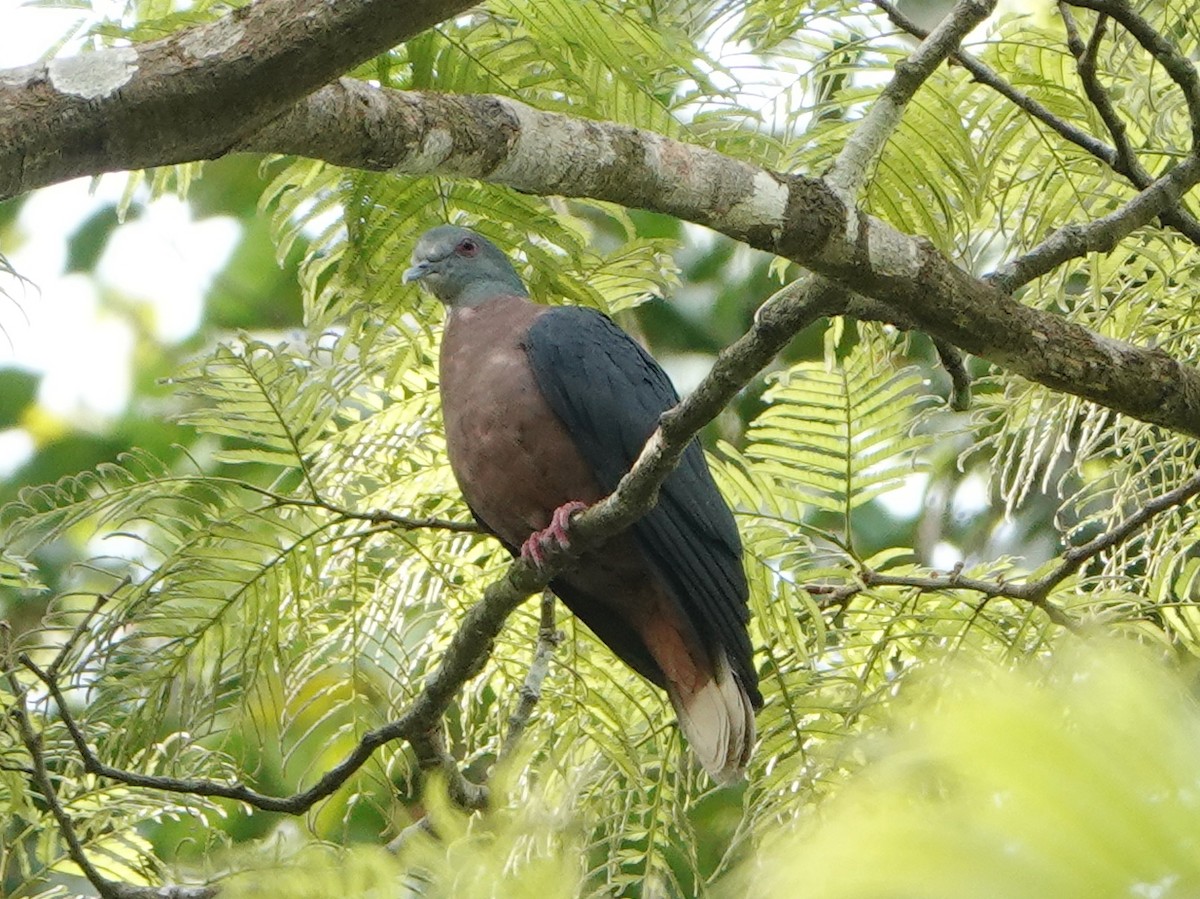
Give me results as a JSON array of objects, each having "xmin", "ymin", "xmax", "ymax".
[{"xmin": 520, "ymin": 501, "xmax": 589, "ymax": 568}]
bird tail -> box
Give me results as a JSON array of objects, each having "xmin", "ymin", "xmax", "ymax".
[{"xmin": 667, "ymin": 649, "xmax": 756, "ymax": 784}]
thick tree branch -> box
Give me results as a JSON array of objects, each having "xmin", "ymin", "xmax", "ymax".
[
  {"xmin": 0, "ymin": 0, "xmax": 477, "ymax": 199},
  {"xmin": 4, "ymin": 7, "xmax": 1200, "ymax": 433},
  {"xmin": 238, "ymin": 83, "xmax": 1200, "ymax": 437}
]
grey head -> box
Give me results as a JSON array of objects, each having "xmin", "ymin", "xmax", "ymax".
[{"xmin": 403, "ymin": 225, "xmax": 529, "ymax": 309}]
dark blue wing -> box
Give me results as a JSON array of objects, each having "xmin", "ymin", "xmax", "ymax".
[{"xmin": 522, "ymin": 306, "xmax": 760, "ymax": 705}]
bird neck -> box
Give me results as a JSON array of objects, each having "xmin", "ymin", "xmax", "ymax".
[{"xmin": 449, "ymin": 278, "xmax": 529, "ymax": 310}]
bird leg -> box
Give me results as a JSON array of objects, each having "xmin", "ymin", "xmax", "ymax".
[{"xmin": 520, "ymin": 501, "xmax": 589, "ymax": 568}]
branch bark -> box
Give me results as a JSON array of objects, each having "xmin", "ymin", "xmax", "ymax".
[
  {"xmin": 0, "ymin": 0, "xmax": 476, "ymax": 198},
  {"xmin": 236, "ymin": 82, "xmax": 1200, "ymax": 437}
]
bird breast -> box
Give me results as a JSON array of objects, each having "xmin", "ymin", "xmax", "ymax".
[{"xmin": 439, "ymin": 295, "xmax": 605, "ymax": 546}]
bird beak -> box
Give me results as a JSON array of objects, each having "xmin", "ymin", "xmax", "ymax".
[{"xmin": 402, "ymin": 261, "xmax": 430, "ymax": 284}]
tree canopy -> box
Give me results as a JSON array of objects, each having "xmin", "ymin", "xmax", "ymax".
[{"xmin": 3, "ymin": 0, "xmax": 1200, "ymax": 896}]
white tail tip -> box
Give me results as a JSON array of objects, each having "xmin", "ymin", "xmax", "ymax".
[{"xmin": 668, "ymin": 650, "xmax": 756, "ymax": 784}]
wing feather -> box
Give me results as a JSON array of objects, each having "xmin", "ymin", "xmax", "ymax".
[{"xmin": 523, "ymin": 306, "xmax": 760, "ymax": 705}]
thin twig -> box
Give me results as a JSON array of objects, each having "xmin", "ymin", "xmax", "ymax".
[
  {"xmin": 1022, "ymin": 467, "xmax": 1200, "ymax": 601},
  {"xmin": 1061, "ymin": 8, "xmax": 1133, "ymax": 171},
  {"xmin": 47, "ymin": 583, "xmax": 122, "ymax": 679},
  {"xmin": 809, "ymin": 467, "xmax": 1200, "ymax": 628},
  {"xmin": 236, "ymin": 482, "xmax": 482, "ymax": 534},
  {"xmin": 4, "ymin": 668, "xmax": 217, "ymax": 899},
  {"xmin": 500, "ymin": 591, "xmax": 560, "ymax": 760},
  {"xmin": 20, "ymin": 649, "xmax": 486, "ymax": 814},
  {"xmin": 862, "ymin": 568, "xmax": 1077, "ymax": 628}
]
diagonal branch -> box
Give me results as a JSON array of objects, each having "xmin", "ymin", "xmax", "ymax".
[
  {"xmin": 21, "ymin": 647, "xmax": 487, "ymax": 815},
  {"xmin": 828, "ymin": 0, "xmax": 995, "ymax": 197},
  {"xmin": 784, "ymin": 0, "xmax": 993, "ymax": 404},
  {"xmin": 875, "ymin": 0, "xmax": 1200, "ymax": 245},
  {"xmin": 989, "ymin": 155, "xmax": 1200, "ymax": 291},
  {"xmin": 242, "ymin": 83, "xmax": 1200, "ymax": 437},
  {"xmin": 811, "ymin": 466, "xmax": 1200, "ymax": 625},
  {"xmin": 872, "ymin": 0, "xmax": 1116, "ymax": 166},
  {"xmin": 24, "ymin": 278, "xmax": 836, "ymax": 820},
  {"xmin": 1064, "ymin": 0, "xmax": 1200, "ymax": 147}
]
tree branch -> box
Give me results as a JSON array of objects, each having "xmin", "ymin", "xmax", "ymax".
[
  {"xmin": 4, "ymin": 7, "xmax": 1200, "ymax": 433},
  {"xmin": 0, "ymin": 0, "xmax": 477, "ymax": 199},
  {"xmin": 1064, "ymin": 0, "xmax": 1200, "ymax": 147},
  {"xmin": 21, "ymin": 274, "xmax": 834, "ymax": 827},
  {"xmin": 5, "ymin": 668, "xmax": 216, "ymax": 899},
  {"xmin": 871, "ymin": 0, "xmax": 1115, "ymax": 166},
  {"xmin": 988, "ymin": 156, "xmax": 1200, "ymax": 291},
  {"xmin": 21, "ymin": 647, "xmax": 487, "ymax": 816},
  {"xmin": 239, "ymin": 83, "xmax": 1200, "ymax": 437},
  {"xmin": 875, "ymin": 0, "xmax": 1200, "ymax": 245},
  {"xmin": 1060, "ymin": 9, "xmax": 1130, "ymax": 170},
  {"xmin": 809, "ymin": 466, "xmax": 1200, "ymax": 625},
  {"xmin": 829, "ymin": 0, "xmax": 995, "ymax": 197},
  {"xmin": 500, "ymin": 590, "xmax": 560, "ymax": 760}
]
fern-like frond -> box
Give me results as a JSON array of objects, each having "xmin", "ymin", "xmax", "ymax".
[{"xmin": 744, "ymin": 353, "xmax": 934, "ymax": 550}]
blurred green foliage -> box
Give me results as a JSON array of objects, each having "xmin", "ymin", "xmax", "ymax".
[{"xmin": 736, "ymin": 639, "xmax": 1200, "ymax": 899}]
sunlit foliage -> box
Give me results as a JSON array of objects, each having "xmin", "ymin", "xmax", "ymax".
[{"xmin": 3, "ymin": 0, "xmax": 1200, "ymax": 896}]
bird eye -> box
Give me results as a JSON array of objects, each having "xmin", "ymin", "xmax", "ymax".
[{"xmin": 457, "ymin": 239, "xmax": 479, "ymax": 257}]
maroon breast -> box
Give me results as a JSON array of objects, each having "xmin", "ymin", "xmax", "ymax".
[{"xmin": 438, "ymin": 295, "xmax": 606, "ymax": 548}]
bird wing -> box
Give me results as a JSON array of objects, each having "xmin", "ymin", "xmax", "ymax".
[{"xmin": 522, "ymin": 306, "xmax": 760, "ymax": 704}]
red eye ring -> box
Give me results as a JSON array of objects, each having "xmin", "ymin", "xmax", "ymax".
[{"xmin": 457, "ymin": 239, "xmax": 479, "ymax": 256}]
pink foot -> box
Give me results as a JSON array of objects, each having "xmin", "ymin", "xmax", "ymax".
[{"xmin": 520, "ymin": 501, "xmax": 589, "ymax": 568}]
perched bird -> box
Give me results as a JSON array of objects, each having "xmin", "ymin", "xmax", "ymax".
[{"xmin": 404, "ymin": 225, "xmax": 762, "ymax": 781}]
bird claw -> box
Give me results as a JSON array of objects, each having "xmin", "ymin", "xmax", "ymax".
[{"xmin": 520, "ymin": 501, "xmax": 589, "ymax": 568}]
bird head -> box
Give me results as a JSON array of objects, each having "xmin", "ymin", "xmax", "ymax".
[{"xmin": 403, "ymin": 226, "xmax": 529, "ymax": 308}]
